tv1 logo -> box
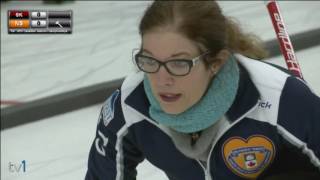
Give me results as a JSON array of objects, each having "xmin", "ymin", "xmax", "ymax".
[{"xmin": 8, "ymin": 160, "xmax": 27, "ymax": 173}]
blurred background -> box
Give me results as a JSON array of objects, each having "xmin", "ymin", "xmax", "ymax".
[{"xmin": 1, "ymin": 1, "xmax": 319, "ymax": 180}]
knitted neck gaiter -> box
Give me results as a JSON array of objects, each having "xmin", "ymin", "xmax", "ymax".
[{"xmin": 144, "ymin": 55, "xmax": 239, "ymax": 133}]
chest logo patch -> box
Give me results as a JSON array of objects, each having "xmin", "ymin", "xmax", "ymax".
[
  {"xmin": 102, "ymin": 90, "xmax": 120, "ymax": 127},
  {"xmin": 222, "ymin": 135, "xmax": 275, "ymax": 179}
]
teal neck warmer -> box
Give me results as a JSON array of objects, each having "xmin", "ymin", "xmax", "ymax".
[{"xmin": 143, "ymin": 54, "xmax": 240, "ymax": 133}]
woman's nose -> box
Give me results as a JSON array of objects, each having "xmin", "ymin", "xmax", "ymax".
[{"xmin": 156, "ymin": 66, "xmax": 174, "ymax": 86}]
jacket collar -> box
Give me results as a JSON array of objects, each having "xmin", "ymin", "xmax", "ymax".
[
  {"xmin": 225, "ymin": 63, "xmax": 260, "ymax": 122},
  {"xmin": 124, "ymin": 81, "xmax": 153, "ymax": 120},
  {"xmin": 124, "ymin": 63, "xmax": 260, "ymax": 123}
]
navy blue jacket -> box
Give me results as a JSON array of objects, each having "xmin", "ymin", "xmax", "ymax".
[{"xmin": 85, "ymin": 54, "xmax": 320, "ymax": 180}]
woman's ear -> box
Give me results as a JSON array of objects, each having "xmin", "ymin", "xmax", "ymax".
[{"xmin": 210, "ymin": 49, "xmax": 230, "ymax": 75}]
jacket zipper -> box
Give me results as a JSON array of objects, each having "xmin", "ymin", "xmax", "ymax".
[{"xmin": 197, "ymin": 160, "xmax": 211, "ymax": 180}]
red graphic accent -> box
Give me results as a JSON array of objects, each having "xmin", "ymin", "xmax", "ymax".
[{"xmin": 9, "ymin": 11, "xmax": 29, "ymax": 18}]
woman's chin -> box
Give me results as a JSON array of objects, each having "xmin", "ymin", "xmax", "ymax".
[{"xmin": 161, "ymin": 105, "xmax": 185, "ymax": 115}]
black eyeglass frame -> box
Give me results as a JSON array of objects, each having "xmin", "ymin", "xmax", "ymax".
[{"xmin": 134, "ymin": 51, "xmax": 210, "ymax": 76}]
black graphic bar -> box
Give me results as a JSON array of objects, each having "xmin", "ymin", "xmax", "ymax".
[{"xmin": 48, "ymin": 11, "xmax": 71, "ymax": 19}]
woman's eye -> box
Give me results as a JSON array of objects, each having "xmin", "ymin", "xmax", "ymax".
[
  {"xmin": 145, "ymin": 59, "xmax": 157, "ymax": 66},
  {"xmin": 171, "ymin": 61, "xmax": 188, "ymax": 68}
]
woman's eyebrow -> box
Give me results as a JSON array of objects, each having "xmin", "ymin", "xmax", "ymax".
[
  {"xmin": 141, "ymin": 48, "xmax": 153, "ymax": 55},
  {"xmin": 142, "ymin": 49, "xmax": 191, "ymax": 58},
  {"xmin": 170, "ymin": 52, "xmax": 191, "ymax": 58}
]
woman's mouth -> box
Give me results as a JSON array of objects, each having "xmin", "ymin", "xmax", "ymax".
[{"xmin": 159, "ymin": 93, "xmax": 182, "ymax": 103}]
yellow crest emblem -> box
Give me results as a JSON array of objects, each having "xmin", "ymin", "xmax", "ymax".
[{"xmin": 222, "ymin": 135, "xmax": 275, "ymax": 179}]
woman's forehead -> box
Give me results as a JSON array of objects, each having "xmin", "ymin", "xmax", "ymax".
[{"xmin": 141, "ymin": 31, "xmax": 200, "ymax": 58}]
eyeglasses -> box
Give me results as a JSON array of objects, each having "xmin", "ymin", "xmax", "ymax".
[{"xmin": 134, "ymin": 51, "xmax": 210, "ymax": 76}]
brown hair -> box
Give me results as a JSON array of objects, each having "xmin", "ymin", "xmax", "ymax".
[{"xmin": 139, "ymin": 1, "xmax": 269, "ymax": 66}]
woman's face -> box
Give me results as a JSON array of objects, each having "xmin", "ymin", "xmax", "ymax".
[{"xmin": 142, "ymin": 30, "xmax": 216, "ymax": 114}]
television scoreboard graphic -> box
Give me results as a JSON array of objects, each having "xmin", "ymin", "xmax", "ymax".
[{"xmin": 8, "ymin": 10, "xmax": 72, "ymax": 34}]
